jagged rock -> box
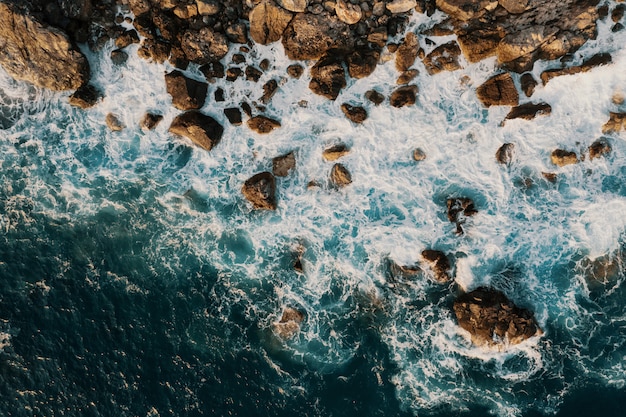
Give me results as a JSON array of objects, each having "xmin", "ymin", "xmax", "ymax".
[
  {"xmin": 196, "ymin": 0, "xmax": 220, "ymax": 16},
  {"xmin": 397, "ymin": 69, "xmax": 419, "ymax": 85},
  {"xmin": 497, "ymin": 26, "xmax": 558, "ymax": 67},
  {"xmin": 248, "ymin": 116, "xmax": 281, "ymax": 134},
  {"xmin": 499, "ymin": 0, "xmax": 530, "ymax": 14},
  {"xmin": 309, "ymin": 55, "xmax": 346, "ymax": 100},
  {"xmin": 282, "ymin": 13, "xmax": 354, "ymax": 60},
  {"xmin": 180, "ymin": 28, "xmax": 228, "ymax": 64},
  {"xmin": 540, "ymin": 53, "xmax": 612, "ymax": 85},
  {"xmin": 169, "ymin": 111, "xmax": 224, "ymax": 151},
  {"xmin": 386, "ymin": 0, "xmax": 417, "ymax": 14},
  {"xmin": 580, "ymin": 253, "xmax": 622, "ymax": 286},
  {"xmin": 496, "ymin": 143, "xmax": 515, "ymax": 164},
  {"xmin": 69, "ymin": 84, "xmax": 101, "ymax": 108},
  {"xmin": 165, "ymin": 70, "xmax": 208, "ymax": 111},
  {"xmin": 245, "ymin": 66, "xmax": 263, "ymax": 82},
  {"xmin": 365, "ymin": 90, "xmax": 385, "ymax": 105},
  {"xmin": 423, "ymin": 41, "xmax": 462, "ymax": 75},
  {"xmin": 287, "ymin": 64, "xmax": 304, "ymax": 78},
  {"xmin": 413, "ymin": 148, "xmax": 426, "ymax": 161},
  {"xmin": 273, "ymin": 152, "xmax": 296, "ymax": 177},
  {"xmin": 110, "ymin": 49, "xmax": 128, "ymax": 65},
  {"xmin": 588, "ymin": 138, "xmax": 611, "ymax": 160},
  {"xmin": 226, "ymin": 22, "xmax": 249, "ymax": 44},
  {"xmin": 173, "ymin": 4, "xmax": 198, "ymax": 19},
  {"xmin": 260, "ymin": 80, "xmax": 279, "ymax": 104},
  {"xmin": 115, "ymin": 29, "xmax": 140, "ymax": 49},
  {"xmin": 272, "ymin": 307, "xmax": 305, "ymax": 339},
  {"xmin": 456, "ymin": 27, "xmax": 502, "ymax": 63},
  {"xmin": 602, "ymin": 112, "xmax": 626, "ymax": 134},
  {"xmin": 421, "ymin": 250, "xmax": 451, "ymax": 283},
  {"xmin": 551, "ymin": 149, "xmax": 578, "ymax": 167},
  {"xmin": 199, "ymin": 61, "xmax": 225, "ymax": 82},
  {"xmin": 140, "ymin": 113, "xmax": 163, "ymax": 130},
  {"xmin": 0, "ymin": 2, "xmax": 90, "ymax": 90},
  {"xmin": 249, "ymin": 2, "xmax": 293, "ymax": 45},
  {"xmin": 341, "ymin": 104, "xmax": 367, "ymax": 124},
  {"xmin": 335, "ymin": 0, "xmax": 362, "ymax": 24},
  {"xmin": 542, "ymin": 172, "xmax": 557, "ymax": 183},
  {"xmin": 447, "ymin": 197, "xmax": 476, "ymax": 234},
  {"xmin": 224, "ymin": 107, "xmax": 242, "ymax": 125},
  {"xmin": 435, "ymin": 0, "xmax": 493, "ymax": 21},
  {"xmin": 505, "ymin": 102, "xmax": 551, "ymax": 121},
  {"xmin": 330, "ymin": 163, "xmax": 352, "ymax": 187},
  {"xmin": 476, "ymin": 73, "xmax": 519, "ymax": 107},
  {"xmin": 105, "ymin": 113, "xmax": 125, "ymax": 131},
  {"xmin": 346, "ymin": 48, "xmax": 379, "ymax": 79},
  {"xmin": 453, "ymin": 287, "xmax": 542, "ymax": 347},
  {"xmin": 390, "ymin": 85, "xmax": 418, "ymax": 107},
  {"xmin": 323, "ymin": 144, "xmax": 350, "ymax": 161},
  {"xmin": 396, "ymin": 32, "xmax": 419, "ymax": 72},
  {"xmin": 226, "ymin": 67, "xmax": 242, "ymax": 81},
  {"xmin": 277, "ymin": 0, "xmax": 309, "ymax": 12},
  {"xmin": 520, "ymin": 73, "xmax": 537, "ymax": 97},
  {"xmin": 242, "ymin": 172, "xmax": 277, "ymax": 210}
]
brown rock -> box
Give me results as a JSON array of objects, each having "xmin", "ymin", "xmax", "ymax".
[
  {"xmin": 505, "ymin": 102, "xmax": 551, "ymax": 121},
  {"xmin": 260, "ymin": 80, "xmax": 279, "ymax": 104},
  {"xmin": 413, "ymin": 148, "xmax": 426, "ymax": 161},
  {"xmin": 165, "ymin": 70, "xmax": 208, "ymax": 111},
  {"xmin": 520, "ymin": 73, "xmax": 537, "ymax": 97},
  {"xmin": 457, "ymin": 28, "xmax": 502, "ymax": 63},
  {"xmin": 421, "ymin": 250, "xmax": 451, "ymax": 283},
  {"xmin": 276, "ymin": 0, "xmax": 309, "ymax": 12},
  {"xmin": 540, "ymin": 53, "xmax": 613, "ymax": 85},
  {"xmin": 272, "ymin": 307, "xmax": 305, "ymax": 339},
  {"xmin": 542, "ymin": 172, "xmax": 557, "ymax": 183},
  {"xmin": 551, "ymin": 149, "xmax": 578, "ymax": 167},
  {"xmin": 346, "ymin": 48, "xmax": 380, "ymax": 79},
  {"xmin": 309, "ymin": 55, "xmax": 346, "ymax": 100},
  {"xmin": 105, "ymin": 113, "xmax": 125, "ymax": 131},
  {"xmin": 396, "ymin": 32, "xmax": 419, "ymax": 72},
  {"xmin": 602, "ymin": 112, "xmax": 626, "ymax": 134},
  {"xmin": 454, "ymin": 287, "xmax": 542, "ymax": 347},
  {"xmin": 287, "ymin": 64, "xmax": 304, "ymax": 78},
  {"xmin": 476, "ymin": 73, "xmax": 519, "ymax": 107},
  {"xmin": 330, "ymin": 163, "xmax": 352, "ymax": 187},
  {"xmin": 435, "ymin": 0, "xmax": 493, "ymax": 21},
  {"xmin": 273, "ymin": 152, "xmax": 296, "ymax": 177},
  {"xmin": 245, "ymin": 66, "xmax": 263, "ymax": 82},
  {"xmin": 335, "ymin": 0, "xmax": 362, "ymax": 24},
  {"xmin": 249, "ymin": 2, "xmax": 293, "ymax": 45},
  {"xmin": 341, "ymin": 103, "xmax": 368, "ymax": 124},
  {"xmin": 386, "ymin": 0, "xmax": 418, "ymax": 14},
  {"xmin": 423, "ymin": 41, "xmax": 463, "ymax": 75},
  {"xmin": 390, "ymin": 85, "xmax": 418, "ymax": 107},
  {"xmin": 248, "ymin": 116, "xmax": 281, "ymax": 134},
  {"xmin": 199, "ymin": 61, "xmax": 225, "ymax": 82},
  {"xmin": 69, "ymin": 84, "xmax": 101, "ymax": 108},
  {"xmin": 397, "ymin": 69, "xmax": 419, "ymax": 85},
  {"xmin": 323, "ymin": 144, "xmax": 350, "ymax": 161},
  {"xmin": 196, "ymin": 0, "xmax": 220, "ymax": 15},
  {"xmin": 180, "ymin": 28, "xmax": 228, "ymax": 65},
  {"xmin": 365, "ymin": 90, "xmax": 385, "ymax": 105},
  {"xmin": 497, "ymin": 26, "xmax": 558, "ymax": 66},
  {"xmin": 110, "ymin": 49, "xmax": 129, "ymax": 66},
  {"xmin": 226, "ymin": 22, "xmax": 249, "ymax": 44},
  {"xmin": 140, "ymin": 113, "xmax": 163, "ymax": 130},
  {"xmin": 115, "ymin": 29, "xmax": 140, "ymax": 49},
  {"xmin": 169, "ymin": 111, "xmax": 224, "ymax": 151},
  {"xmin": 496, "ymin": 143, "xmax": 515, "ymax": 164},
  {"xmin": 242, "ymin": 172, "xmax": 277, "ymax": 210},
  {"xmin": 589, "ymin": 138, "xmax": 611, "ymax": 160},
  {"xmin": 224, "ymin": 108, "xmax": 242, "ymax": 126},
  {"xmin": 282, "ymin": 13, "xmax": 354, "ymax": 60},
  {"xmin": 498, "ymin": 0, "xmax": 529, "ymax": 14}
]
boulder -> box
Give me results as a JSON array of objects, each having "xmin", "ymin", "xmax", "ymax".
[
  {"xmin": 272, "ymin": 152, "xmax": 296, "ymax": 177},
  {"xmin": 346, "ymin": 48, "xmax": 379, "ymax": 79},
  {"xmin": 413, "ymin": 148, "xmax": 426, "ymax": 161},
  {"xmin": 260, "ymin": 80, "xmax": 279, "ymax": 104},
  {"xmin": 435, "ymin": 0, "xmax": 493, "ymax": 21},
  {"xmin": 105, "ymin": 113, "xmax": 125, "ymax": 131},
  {"xmin": 196, "ymin": 0, "xmax": 220, "ymax": 15},
  {"xmin": 199, "ymin": 61, "xmax": 225, "ymax": 82},
  {"xmin": 341, "ymin": 103, "xmax": 367, "ymax": 124},
  {"xmin": 0, "ymin": 2, "xmax": 90, "ymax": 90},
  {"xmin": 242, "ymin": 172, "xmax": 277, "ymax": 210},
  {"xmin": 169, "ymin": 111, "xmax": 224, "ymax": 151},
  {"xmin": 248, "ymin": 116, "xmax": 281, "ymax": 134},
  {"xmin": 309, "ymin": 55, "xmax": 346, "ymax": 100},
  {"xmin": 395, "ymin": 32, "xmax": 419, "ymax": 72},
  {"xmin": 457, "ymin": 27, "xmax": 502, "ymax": 63},
  {"xmin": 423, "ymin": 41, "xmax": 463, "ymax": 75},
  {"xmin": 397, "ymin": 69, "xmax": 419, "ymax": 85},
  {"xmin": 495, "ymin": 143, "xmax": 515, "ymax": 165},
  {"xmin": 272, "ymin": 307, "xmax": 305, "ymax": 339},
  {"xmin": 550, "ymin": 149, "xmax": 578, "ymax": 167},
  {"xmin": 276, "ymin": 0, "xmax": 309, "ymax": 12},
  {"xmin": 453, "ymin": 287, "xmax": 542, "ymax": 347},
  {"xmin": 330, "ymin": 163, "xmax": 352, "ymax": 187},
  {"xmin": 180, "ymin": 28, "xmax": 229, "ymax": 64},
  {"xmin": 390, "ymin": 85, "xmax": 418, "ymax": 107},
  {"xmin": 335, "ymin": 0, "xmax": 362, "ymax": 24},
  {"xmin": 140, "ymin": 113, "xmax": 164, "ymax": 130},
  {"xmin": 421, "ymin": 250, "xmax": 451, "ymax": 283},
  {"xmin": 588, "ymin": 138, "xmax": 611, "ymax": 160},
  {"xmin": 223, "ymin": 107, "xmax": 242, "ymax": 125},
  {"xmin": 476, "ymin": 73, "xmax": 519, "ymax": 107},
  {"xmin": 365, "ymin": 90, "xmax": 385, "ymax": 105},
  {"xmin": 287, "ymin": 64, "xmax": 304, "ymax": 78},
  {"xmin": 323, "ymin": 144, "xmax": 350, "ymax": 161},
  {"xmin": 540, "ymin": 53, "xmax": 612, "ymax": 85},
  {"xmin": 165, "ymin": 71, "xmax": 208, "ymax": 111},
  {"xmin": 504, "ymin": 102, "xmax": 551, "ymax": 121},
  {"xmin": 386, "ymin": 0, "xmax": 418, "ymax": 14},
  {"xmin": 602, "ymin": 112, "xmax": 626, "ymax": 134},
  {"xmin": 69, "ymin": 84, "xmax": 101, "ymax": 108},
  {"xmin": 520, "ymin": 73, "xmax": 537, "ymax": 97},
  {"xmin": 111, "ymin": 49, "xmax": 129, "ymax": 65},
  {"xmin": 249, "ymin": 2, "xmax": 293, "ymax": 45},
  {"xmin": 496, "ymin": 26, "xmax": 558, "ymax": 67},
  {"xmin": 282, "ymin": 13, "xmax": 354, "ymax": 60}
]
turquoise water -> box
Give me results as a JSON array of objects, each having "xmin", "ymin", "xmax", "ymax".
[{"xmin": 1, "ymin": 11, "xmax": 626, "ymax": 416}]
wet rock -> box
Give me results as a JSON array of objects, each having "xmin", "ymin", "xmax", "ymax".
[
  {"xmin": 0, "ymin": 2, "xmax": 90, "ymax": 90},
  {"xmin": 505, "ymin": 102, "xmax": 551, "ymax": 121},
  {"xmin": 365, "ymin": 90, "xmax": 385, "ymax": 105},
  {"xmin": 387, "ymin": 259, "xmax": 421, "ymax": 283},
  {"xmin": 273, "ymin": 152, "xmax": 296, "ymax": 177},
  {"xmin": 413, "ymin": 148, "xmax": 426, "ymax": 161},
  {"xmin": 69, "ymin": 84, "xmax": 101, "ymax": 108},
  {"xmin": 397, "ymin": 69, "xmax": 419, "ymax": 85},
  {"xmin": 453, "ymin": 287, "xmax": 542, "ymax": 347},
  {"xmin": 390, "ymin": 85, "xmax": 418, "ymax": 107},
  {"xmin": 330, "ymin": 163, "xmax": 352, "ymax": 187},
  {"xmin": 137, "ymin": 39, "xmax": 171, "ymax": 64},
  {"xmin": 540, "ymin": 53, "xmax": 612, "ymax": 85},
  {"xmin": 323, "ymin": 144, "xmax": 350, "ymax": 161},
  {"xmin": 242, "ymin": 172, "xmax": 277, "ymax": 210},
  {"xmin": 476, "ymin": 73, "xmax": 519, "ymax": 107},
  {"xmin": 309, "ymin": 55, "xmax": 346, "ymax": 100},
  {"xmin": 224, "ymin": 107, "xmax": 242, "ymax": 126},
  {"xmin": 140, "ymin": 113, "xmax": 163, "ymax": 130},
  {"xmin": 456, "ymin": 27, "xmax": 502, "ymax": 63},
  {"xmin": 386, "ymin": 0, "xmax": 417, "ymax": 14},
  {"xmin": 105, "ymin": 113, "xmax": 125, "ymax": 131},
  {"xmin": 580, "ymin": 253, "xmax": 622, "ymax": 287},
  {"xmin": 346, "ymin": 48, "xmax": 380, "ymax": 79},
  {"xmin": 520, "ymin": 73, "xmax": 537, "ymax": 97},
  {"xmin": 287, "ymin": 64, "xmax": 304, "ymax": 78},
  {"xmin": 247, "ymin": 116, "xmax": 281, "ymax": 134},
  {"xmin": 282, "ymin": 13, "xmax": 354, "ymax": 60},
  {"xmin": 423, "ymin": 41, "xmax": 463, "ymax": 75},
  {"xmin": 496, "ymin": 26, "xmax": 557, "ymax": 69},
  {"xmin": 335, "ymin": 0, "xmax": 362, "ymax": 24},
  {"xmin": 272, "ymin": 307, "xmax": 305, "ymax": 339},
  {"xmin": 613, "ymin": 22, "xmax": 625, "ymax": 32},
  {"xmin": 495, "ymin": 143, "xmax": 515, "ymax": 165},
  {"xmin": 169, "ymin": 111, "xmax": 224, "ymax": 151},
  {"xmin": 115, "ymin": 29, "xmax": 140, "ymax": 48},
  {"xmin": 110, "ymin": 49, "xmax": 129, "ymax": 65},
  {"xmin": 226, "ymin": 22, "xmax": 249, "ymax": 44},
  {"xmin": 214, "ymin": 87, "xmax": 225, "ymax": 102},
  {"xmin": 165, "ymin": 70, "xmax": 208, "ymax": 111},
  {"xmin": 588, "ymin": 138, "xmax": 611, "ymax": 160},
  {"xmin": 226, "ymin": 67, "xmax": 242, "ymax": 82},
  {"xmin": 277, "ymin": 0, "xmax": 309, "ymax": 13},
  {"xmin": 550, "ymin": 149, "xmax": 578, "ymax": 167},
  {"xmin": 245, "ymin": 66, "xmax": 263, "ymax": 82},
  {"xmin": 395, "ymin": 33, "xmax": 419, "ymax": 72},
  {"xmin": 199, "ymin": 61, "xmax": 225, "ymax": 82},
  {"xmin": 612, "ymin": 4, "xmax": 625, "ymax": 23},
  {"xmin": 447, "ymin": 197, "xmax": 477, "ymax": 234},
  {"xmin": 601, "ymin": 112, "xmax": 626, "ymax": 134},
  {"xmin": 542, "ymin": 172, "xmax": 557, "ymax": 183},
  {"xmin": 181, "ymin": 28, "xmax": 229, "ymax": 64},
  {"xmin": 260, "ymin": 80, "xmax": 279, "ymax": 104},
  {"xmin": 421, "ymin": 249, "xmax": 451, "ymax": 283},
  {"xmin": 436, "ymin": 0, "xmax": 493, "ymax": 21},
  {"xmin": 196, "ymin": 0, "xmax": 220, "ymax": 15},
  {"xmin": 249, "ymin": 2, "xmax": 293, "ymax": 45},
  {"xmin": 341, "ymin": 103, "xmax": 368, "ymax": 124}
]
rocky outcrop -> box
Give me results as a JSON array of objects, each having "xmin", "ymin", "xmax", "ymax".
[
  {"xmin": 423, "ymin": 41, "xmax": 462, "ymax": 75},
  {"xmin": 551, "ymin": 149, "xmax": 578, "ymax": 167},
  {"xmin": 272, "ymin": 152, "xmax": 296, "ymax": 177},
  {"xmin": 496, "ymin": 143, "xmax": 515, "ymax": 165},
  {"xmin": 540, "ymin": 53, "xmax": 612, "ymax": 85},
  {"xmin": 242, "ymin": 172, "xmax": 277, "ymax": 210},
  {"xmin": 0, "ymin": 2, "xmax": 89, "ymax": 91},
  {"xmin": 249, "ymin": 2, "xmax": 293, "ymax": 45},
  {"xmin": 588, "ymin": 138, "xmax": 611, "ymax": 160},
  {"xmin": 602, "ymin": 112, "xmax": 626, "ymax": 134},
  {"xmin": 165, "ymin": 71, "xmax": 208, "ymax": 111},
  {"xmin": 504, "ymin": 102, "xmax": 552, "ymax": 122},
  {"xmin": 309, "ymin": 55, "xmax": 346, "ymax": 100},
  {"xmin": 421, "ymin": 250, "xmax": 451, "ymax": 283},
  {"xmin": 140, "ymin": 113, "xmax": 163, "ymax": 130},
  {"xmin": 247, "ymin": 116, "xmax": 281, "ymax": 134},
  {"xmin": 272, "ymin": 307, "xmax": 305, "ymax": 339},
  {"xmin": 282, "ymin": 13, "xmax": 354, "ymax": 61},
  {"xmin": 169, "ymin": 111, "xmax": 224, "ymax": 151},
  {"xmin": 323, "ymin": 144, "xmax": 350, "ymax": 161},
  {"xmin": 476, "ymin": 73, "xmax": 518, "ymax": 107},
  {"xmin": 390, "ymin": 85, "xmax": 418, "ymax": 108},
  {"xmin": 341, "ymin": 103, "xmax": 367, "ymax": 124},
  {"xmin": 330, "ymin": 163, "xmax": 352, "ymax": 187},
  {"xmin": 453, "ymin": 287, "xmax": 542, "ymax": 347}
]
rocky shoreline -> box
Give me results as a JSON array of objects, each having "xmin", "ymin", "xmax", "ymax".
[{"xmin": 1, "ymin": 0, "xmax": 625, "ymax": 348}]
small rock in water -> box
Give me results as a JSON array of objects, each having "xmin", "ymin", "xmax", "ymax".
[
  {"xmin": 542, "ymin": 172, "xmax": 557, "ymax": 183},
  {"xmin": 330, "ymin": 163, "xmax": 352, "ymax": 187},
  {"xmin": 110, "ymin": 49, "xmax": 128, "ymax": 65},
  {"xmin": 412, "ymin": 148, "xmax": 426, "ymax": 161},
  {"xmin": 323, "ymin": 144, "xmax": 350, "ymax": 161},
  {"xmin": 365, "ymin": 90, "xmax": 385, "ymax": 105},
  {"xmin": 520, "ymin": 73, "xmax": 537, "ymax": 97},
  {"xmin": 447, "ymin": 197, "xmax": 477, "ymax": 234},
  {"xmin": 588, "ymin": 138, "xmax": 611, "ymax": 160},
  {"xmin": 140, "ymin": 113, "xmax": 164, "ymax": 130},
  {"xmin": 272, "ymin": 307, "xmax": 306, "ymax": 339},
  {"xmin": 495, "ymin": 143, "xmax": 515, "ymax": 165},
  {"xmin": 390, "ymin": 85, "xmax": 418, "ymax": 107},
  {"xmin": 223, "ymin": 108, "xmax": 242, "ymax": 126},
  {"xmin": 476, "ymin": 72, "xmax": 518, "ymax": 107},
  {"xmin": 341, "ymin": 103, "xmax": 367, "ymax": 124},
  {"xmin": 504, "ymin": 102, "xmax": 551, "ymax": 122},
  {"xmin": 309, "ymin": 55, "xmax": 346, "ymax": 100},
  {"xmin": 199, "ymin": 60, "xmax": 225, "ymax": 82},
  {"xmin": 421, "ymin": 249, "xmax": 451, "ymax": 283},
  {"xmin": 260, "ymin": 79, "xmax": 279, "ymax": 104},
  {"xmin": 241, "ymin": 172, "xmax": 277, "ymax": 210},
  {"xmin": 287, "ymin": 64, "xmax": 304, "ymax": 78},
  {"xmin": 245, "ymin": 66, "xmax": 263, "ymax": 82},
  {"xmin": 602, "ymin": 112, "xmax": 626, "ymax": 134},
  {"xmin": 69, "ymin": 84, "xmax": 102, "ymax": 109},
  {"xmin": 272, "ymin": 152, "xmax": 296, "ymax": 177},
  {"xmin": 423, "ymin": 41, "xmax": 463, "ymax": 75},
  {"xmin": 247, "ymin": 116, "xmax": 281, "ymax": 134},
  {"xmin": 551, "ymin": 149, "xmax": 578, "ymax": 167},
  {"xmin": 105, "ymin": 113, "xmax": 125, "ymax": 131},
  {"xmin": 169, "ymin": 111, "xmax": 224, "ymax": 151}
]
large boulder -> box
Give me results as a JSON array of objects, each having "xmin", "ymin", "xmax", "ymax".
[
  {"xmin": 0, "ymin": 2, "xmax": 89, "ymax": 90},
  {"xmin": 476, "ymin": 73, "xmax": 519, "ymax": 107},
  {"xmin": 390, "ymin": 85, "xmax": 418, "ymax": 107},
  {"xmin": 309, "ymin": 55, "xmax": 346, "ymax": 100},
  {"xmin": 165, "ymin": 70, "xmax": 208, "ymax": 111},
  {"xmin": 282, "ymin": 13, "xmax": 354, "ymax": 60},
  {"xmin": 169, "ymin": 111, "xmax": 224, "ymax": 151},
  {"xmin": 180, "ymin": 28, "xmax": 228, "ymax": 64},
  {"xmin": 550, "ymin": 149, "xmax": 578, "ymax": 167},
  {"xmin": 249, "ymin": 1, "xmax": 293, "ymax": 45},
  {"xmin": 242, "ymin": 172, "xmax": 277, "ymax": 210},
  {"xmin": 454, "ymin": 287, "xmax": 542, "ymax": 347},
  {"xmin": 504, "ymin": 102, "xmax": 552, "ymax": 122},
  {"xmin": 423, "ymin": 41, "xmax": 463, "ymax": 75},
  {"xmin": 330, "ymin": 163, "xmax": 352, "ymax": 187},
  {"xmin": 395, "ymin": 32, "xmax": 419, "ymax": 72}
]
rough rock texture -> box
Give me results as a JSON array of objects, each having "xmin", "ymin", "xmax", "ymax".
[
  {"xmin": 540, "ymin": 53, "xmax": 612, "ymax": 84},
  {"xmin": 276, "ymin": 0, "xmax": 308, "ymax": 13},
  {"xmin": 505, "ymin": 102, "xmax": 552, "ymax": 121},
  {"xmin": 309, "ymin": 55, "xmax": 346, "ymax": 100},
  {"xmin": 413, "ymin": 148, "xmax": 426, "ymax": 161},
  {"xmin": 421, "ymin": 249, "xmax": 451, "ymax": 283},
  {"xmin": 453, "ymin": 287, "xmax": 542, "ymax": 347},
  {"xmin": 272, "ymin": 307, "xmax": 305, "ymax": 339},
  {"xmin": 330, "ymin": 163, "xmax": 352, "ymax": 187},
  {"xmin": 520, "ymin": 73, "xmax": 537, "ymax": 97},
  {"xmin": 387, "ymin": 0, "xmax": 418, "ymax": 14},
  {"xmin": 341, "ymin": 103, "xmax": 367, "ymax": 123},
  {"xmin": 365, "ymin": 90, "xmax": 385, "ymax": 105},
  {"xmin": 180, "ymin": 28, "xmax": 229, "ymax": 64},
  {"xmin": 140, "ymin": 113, "xmax": 163, "ymax": 130},
  {"xmin": 0, "ymin": 2, "xmax": 89, "ymax": 90},
  {"xmin": 447, "ymin": 197, "xmax": 477, "ymax": 234},
  {"xmin": 589, "ymin": 138, "xmax": 611, "ymax": 160},
  {"xmin": 105, "ymin": 113, "xmax": 125, "ymax": 131},
  {"xmin": 272, "ymin": 152, "xmax": 296, "ymax": 177},
  {"xmin": 551, "ymin": 149, "xmax": 578, "ymax": 167},
  {"xmin": 346, "ymin": 48, "xmax": 379, "ymax": 79},
  {"xmin": 602, "ymin": 112, "xmax": 626, "ymax": 134},
  {"xmin": 249, "ymin": 2, "xmax": 293, "ymax": 45},
  {"xmin": 496, "ymin": 143, "xmax": 515, "ymax": 165},
  {"xmin": 335, "ymin": 0, "xmax": 362, "ymax": 24},
  {"xmin": 224, "ymin": 107, "xmax": 242, "ymax": 125},
  {"xmin": 165, "ymin": 71, "xmax": 208, "ymax": 111},
  {"xmin": 248, "ymin": 115, "xmax": 281, "ymax": 134},
  {"xmin": 323, "ymin": 144, "xmax": 350, "ymax": 161},
  {"xmin": 282, "ymin": 13, "xmax": 354, "ymax": 60},
  {"xmin": 396, "ymin": 32, "xmax": 419, "ymax": 72},
  {"xmin": 169, "ymin": 111, "xmax": 224, "ymax": 151},
  {"xmin": 423, "ymin": 41, "xmax": 462, "ymax": 75},
  {"xmin": 476, "ymin": 73, "xmax": 519, "ymax": 107},
  {"xmin": 69, "ymin": 84, "xmax": 101, "ymax": 108},
  {"xmin": 242, "ymin": 172, "xmax": 277, "ymax": 210},
  {"xmin": 390, "ymin": 85, "xmax": 418, "ymax": 107}
]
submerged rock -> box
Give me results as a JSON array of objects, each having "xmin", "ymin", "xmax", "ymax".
[
  {"xmin": 421, "ymin": 250, "xmax": 452, "ymax": 283},
  {"xmin": 140, "ymin": 113, "xmax": 164, "ymax": 130},
  {"xmin": 447, "ymin": 197, "xmax": 477, "ymax": 234},
  {"xmin": 476, "ymin": 73, "xmax": 519, "ymax": 107},
  {"xmin": 169, "ymin": 111, "xmax": 224, "ymax": 151},
  {"xmin": 454, "ymin": 287, "xmax": 542, "ymax": 347},
  {"xmin": 551, "ymin": 149, "xmax": 578, "ymax": 167},
  {"xmin": 272, "ymin": 152, "xmax": 296, "ymax": 177},
  {"xmin": 165, "ymin": 70, "xmax": 208, "ymax": 111},
  {"xmin": 242, "ymin": 172, "xmax": 277, "ymax": 210},
  {"xmin": 105, "ymin": 113, "xmax": 125, "ymax": 131},
  {"xmin": 272, "ymin": 307, "xmax": 305, "ymax": 339}
]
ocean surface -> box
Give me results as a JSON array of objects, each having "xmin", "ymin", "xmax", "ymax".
[{"xmin": 1, "ymin": 9, "xmax": 626, "ymax": 417}]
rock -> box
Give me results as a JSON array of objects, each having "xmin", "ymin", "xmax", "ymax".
[
  {"xmin": 224, "ymin": 108, "xmax": 242, "ymax": 125},
  {"xmin": 505, "ymin": 102, "xmax": 552, "ymax": 121},
  {"xmin": 282, "ymin": 13, "xmax": 354, "ymax": 60},
  {"xmin": 226, "ymin": 67, "xmax": 242, "ymax": 81},
  {"xmin": 137, "ymin": 38, "xmax": 171, "ymax": 64},
  {"xmin": 287, "ymin": 64, "xmax": 304, "ymax": 78},
  {"xmin": 169, "ymin": 111, "xmax": 224, "ymax": 151},
  {"xmin": 386, "ymin": 0, "xmax": 418, "ymax": 14},
  {"xmin": 0, "ymin": 2, "xmax": 90, "ymax": 90},
  {"xmin": 309, "ymin": 55, "xmax": 346, "ymax": 100},
  {"xmin": 387, "ymin": 259, "xmax": 421, "ymax": 283},
  {"xmin": 476, "ymin": 73, "xmax": 519, "ymax": 107},
  {"xmin": 335, "ymin": 0, "xmax": 362, "ymax": 24},
  {"xmin": 277, "ymin": 0, "xmax": 309, "ymax": 12},
  {"xmin": 330, "ymin": 163, "xmax": 352, "ymax": 187},
  {"xmin": 181, "ymin": 28, "xmax": 229, "ymax": 65},
  {"xmin": 540, "ymin": 53, "xmax": 613, "ymax": 85},
  {"xmin": 456, "ymin": 27, "xmax": 502, "ymax": 63},
  {"xmin": 395, "ymin": 33, "xmax": 419, "ymax": 72},
  {"xmin": 199, "ymin": 61, "xmax": 225, "ymax": 82},
  {"xmin": 273, "ymin": 152, "xmax": 296, "ymax": 177},
  {"xmin": 245, "ymin": 66, "xmax": 263, "ymax": 82},
  {"xmin": 397, "ymin": 69, "xmax": 419, "ymax": 85},
  {"xmin": 365, "ymin": 90, "xmax": 385, "ymax": 105},
  {"xmin": 602, "ymin": 112, "xmax": 626, "ymax": 134},
  {"xmin": 323, "ymin": 144, "xmax": 350, "ymax": 161},
  {"xmin": 421, "ymin": 250, "xmax": 451, "ymax": 283},
  {"xmin": 196, "ymin": 0, "xmax": 220, "ymax": 15},
  {"xmin": 165, "ymin": 70, "xmax": 208, "ymax": 111},
  {"xmin": 520, "ymin": 73, "xmax": 537, "ymax": 97},
  {"xmin": 110, "ymin": 49, "xmax": 129, "ymax": 65},
  {"xmin": 588, "ymin": 138, "xmax": 611, "ymax": 160},
  {"xmin": 105, "ymin": 113, "xmax": 125, "ymax": 131},
  {"xmin": 390, "ymin": 85, "xmax": 418, "ymax": 107},
  {"xmin": 497, "ymin": 26, "xmax": 558, "ymax": 67},
  {"xmin": 435, "ymin": 0, "xmax": 493, "ymax": 21},
  {"xmin": 115, "ymin": 29, "xmax": 140, "ymax": 49},
  {"xmin": 346, "ymin": 48, "xmax": 379, "ymax": 79},
  {"xmin": 612, "ymin": 4, "xmax": 626, "ymax": 23},
  {"xmin": 413, "ymin": 148, "xmax": 426, "ymax": 161},
  {"xmin": 580, "ymin": 254, "xmax": 621, "ymax": 286},
  {"xmin": 341, "ymin": 103, "xmax": 367, "ymax": 124},
  {"xmin": 173, "ymin": 4, "xmax": 198, "ymax": 19},
  {"xmin": 260, "ymin": 80, "xmax": 279, "ymax": 104},
  {"xmin": 140, "ymin": 113, "xmax": 163, "ymax": 130},
  {"xmin": 249, "ymin": 2, "xmax": 293, "ymax": 45},
  {"xmin": 272, "ymin": 307, "xmax": 305, "ymax": 339},
  {"xmin": 542, "ymin": 172, "xmax": 557, "ymax": 183},
  {"xmin": 242, "ymin": 172, "xmax": 277, "ymax": 210},
  {"xmin": 226, "ymin": 22, "xmax": 249, "ymax": 44},
  {"xmin": 69, "ymin": 84, "xmax": 101, "ymax": 108},
  {"xmin": 247, "ymin": 116, "xmax": 281, "ymax": 134},
  {"xmin": 423, "ymin": 41, "xmax": 463, "ymax": 75},
  {"xmin": 550, "ymin": 149, "xmax": 578, "ymax": 167},
  {"xmin": 214, "ymin": 88, "xmax": 225, "ymax": 102},
  {"xmin": 453, "ymin": 287, "xmax": 542, "ymax": 347},
  {"xmin": 499, "ymin": 0, "xmax": 529, "ymax": 14},
  {"xmin": 447, "ymin": 197, "xmax": 476, "ymax": 234},
  {"xmin": 496, "ymin": 143, "xmax": 515, "ymax": 165}
]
